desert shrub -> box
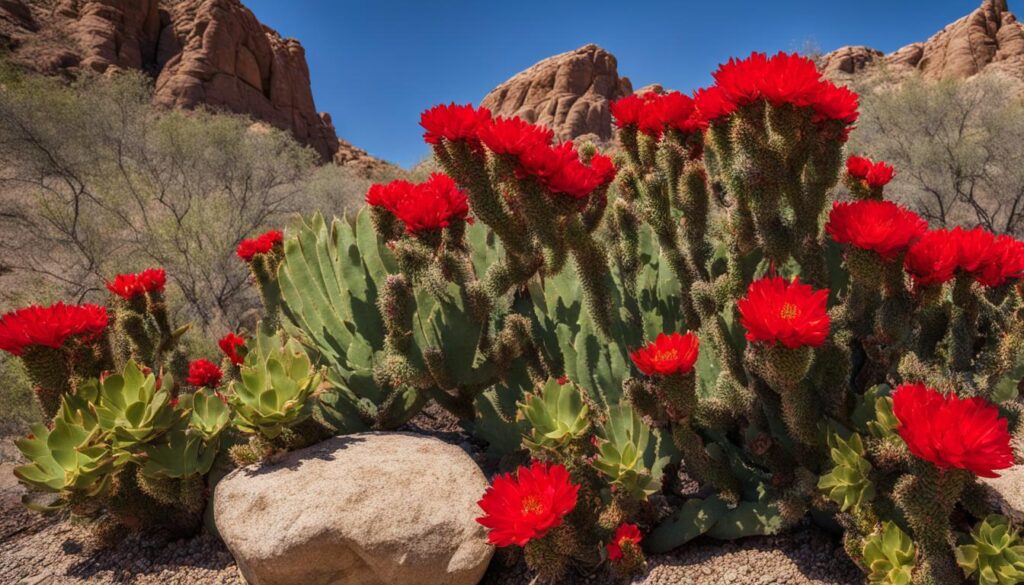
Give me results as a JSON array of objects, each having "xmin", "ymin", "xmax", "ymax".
[
  {"xmin": 0, "ymin": 63, "xmax": 374, "ymax": 332},
  {"xmin": 851, "ymin": 71, "xmax": 1024, "ymax": 236}
]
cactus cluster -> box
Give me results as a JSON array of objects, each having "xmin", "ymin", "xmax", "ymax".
[
  {"xmin": 4, "ymin": 48, "xmax": 1024, "ymax": 584},
  {"xmin": 14, "ymin": 361, "xmax": 220, "ymax": 535},
  {"xmin": 4, "ymin": 262, "xmax": 336, "ymax": 541}
]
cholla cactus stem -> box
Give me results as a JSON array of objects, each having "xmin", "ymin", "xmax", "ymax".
[
  {"xmin": 949, "ymin": 275, "xmax": 980, "ymax": 372},
  {"xmin": 565, "ymin": 217, "xmax": 614, "ymax": 338}
]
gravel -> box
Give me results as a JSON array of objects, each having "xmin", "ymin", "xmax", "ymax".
[{"xmin": 1, "ymin": 424, "xmax": 864, "ymax": 585}]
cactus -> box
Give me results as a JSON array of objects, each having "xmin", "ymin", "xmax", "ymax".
[
  {"xmin": 956, "ymin": 515, "xmax": 1024, "ymax": 585},
  {"xmin": 7, "ymin": 49, "xmax": 1024, "ymax": 583}
]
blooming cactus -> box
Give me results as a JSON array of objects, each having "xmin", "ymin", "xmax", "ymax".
[
  {"xmin": 891, "ymin": 383, "xmax": 1014, "ymax": 478},
  {"xmin": 476, "ymin": 461, "xmax": 579, "ymax": 547}
]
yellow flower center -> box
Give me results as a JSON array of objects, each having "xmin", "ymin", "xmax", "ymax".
[
  {"xmin": 779, "ymin": 302, "xmax": 800, "ymax": 321},
  {"xmin": 521, "ymin": 495, "xmax": 545, "ymax": 515}
]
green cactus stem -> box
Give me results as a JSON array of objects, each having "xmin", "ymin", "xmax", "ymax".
[{"xmin": 893, "ymin": 463, "xmax": 971, "ymax": 585}]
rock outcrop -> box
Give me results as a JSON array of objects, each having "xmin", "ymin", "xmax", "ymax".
[
  {"xmin": 480, "ymin": 44, "xmax": 632, "ymax": 144},
  {"xmin": 214, "ymin": 433, "xmax": 493, "ymax": 585},
  {"xmin": 0, "ymin": 0, "xmax": 388, "ymax": 170},
  {"xmin": 822, "ymin": 0, "xmax": 1024, "ymax": 84}
]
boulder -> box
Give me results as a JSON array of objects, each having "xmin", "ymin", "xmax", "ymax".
[{"xmin": 213, "ymin": 432, "xmax": 493, "ymax": 585}]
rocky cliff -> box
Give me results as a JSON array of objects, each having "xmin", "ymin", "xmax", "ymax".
[
  {"xmin": 821, "ymin": 0, "xmax": 1024, "ymax": 84},
  {"xmin": 480, "ymin": 44, "xmax": 632, "ymax": 144},
  {"xmin": 0, "ymin": 0, "xmax": 386, "ymax": 171}
]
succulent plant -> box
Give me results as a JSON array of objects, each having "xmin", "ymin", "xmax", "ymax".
[
  {"xmin": 867, "ymin": 395, "xmax": 900, "ymax": 440},
  {"xmin": 956, "ymin": 515, "xmax": 1024, "ymax": 585},
  {"xmin": 592, "ymin": 405, "xmax": 669, "ymax": 500},
  {"xmin": 185, "ymin": 389, "xmax": 231, "ymax": 441},
  {"xmin": 14, "ymin": 416, "xmax": 115, "ymax": 503},
  {"xmin": 141, "ymin": 420, "xmax": 219, "ymax": 479},
  {"xmin": 863, "ymin": 522, "xmax": 916, "ymax": 585},
  {"xmin": 229, "ymin": 332, "xmax": 323, "ymax": 439},
  {"xmin": 519, "ymin": 378, "xmax": 590, "ymax": 453},
  {"xmin": 92, "ymin": 360, "xmax": 178, "ymax": 451},
  {"xmin": 818, "ymin": 432, "xmax": 875, "ymax": 512}
]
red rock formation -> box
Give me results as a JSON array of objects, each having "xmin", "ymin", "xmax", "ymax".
[
  {"xmin": 480, "ymin": 44, "xmax": 632, "ymax": 143},
  {"xmin": 822, "ymin": 0, "xmax": 1024, "ymax": 84},
  {"xmin": 0, "ymin": 0, "xmax": 389, "ymax": 170},
  {"xmin": 152, "ymin": 0, "xmax": 338, "ymax": 162}
]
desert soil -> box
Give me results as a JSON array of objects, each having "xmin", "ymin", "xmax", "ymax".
[{"xmin": 0, "ymin": 408, "xmax": 862, "ymax": 584}]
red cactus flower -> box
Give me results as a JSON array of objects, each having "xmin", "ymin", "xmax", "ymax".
[
  {"xmin": 662, "ymin": 91, "xmax": 708, "ymax": 134},
  {"xmin": 106, "ymin": 268, "xmax": 167, "ymax": 300},
  {"xmin": 809, "ymin": 81, "xmax": 859, "ymax": 125},
  {"xmin": 695, "ymin": 53, "xmax": 859, "ymax": 129},
  {"xmin": 237, "ymin": 230, "xmax": 284, "ymax": 262},
  {"xmin": 615, "ymin": 91, "xmax": 706, "ymax": 138},
  {"xmin": 218, "ymin": 332, "xmax": 246, "ymax": 366},
  {"xmin": 759, "ymin": 52, "xmax": 824, "ymax": 108},
  {"xmin": 610, "ymin": 94, "xmax": 654, "ymax": 129},
  {"xmin": 715, "ymin": 52, "xmax": 824, "ymax": 110},
  {"xmin": 713, "ymin": 52, "xmax": 771, "ymax": 108},
  {"xmin": 950, "ymin": 226, "xmax": 997, "ymax": 275},
  {"xmin": 366, "ymin": 179, "xmax": 414, "ymax": 215},
  {"xmin": 693, "ymin": 86, "xmax": 736, "ymax": 124},
  {"xmin": 420, "ymin": 103, "xmax": 492, "ymax": 146},
  {"xmin": 975, "ymin": 235, "xmax": 1024, "ymax": 288},
  {"xmin": 826, "ymin": 200, "xmax": 927, "ymax": 261},
  {"xmin": 607, "ymin": 523, "xmax": 643, "ymax": 562},
  {"xmin": 390, "ymin": 173, "xmax": 470, "ymax": 234},
  {"xmin": 556, "ymin": 375, "xmax": 569, "ymax": 385},
  {"xmin": 588, "ymin": 153, "xmax": 618, "ymax": 185},
  {"xmin": 904, "ymin": 229, "xmax": 959, "ymax": 287},
  {"xmin": 478, "ymin": 116, "xmax": 554, "ymax": 157},
  {"xmin": 0, "ymin": 303, "xmax": 109, "ymax": 356},
  {"xmin": 737, "ymin": 276, "xmax": 830, "ymax": 349},
  {"xmin": 515, "ymin": 142, "xmax": 615, "ymax": 200},
  {"xmin": 516, "ymin": 141, "xmax": 581, "ymax": 183},
  {"xmin": 186, "ymin": 358, "xmax": 223, "ymax": 388},
  {"xmin": 846, "ymin": 156, "xmax": 895, "ymax": 188},
  {"xmin": 476, "ymin": 461, "xmax": 579, "ymax": 547},
  {"xmin": 630, "ymin": 332, "xmax": 700, "ymax": 376},
  {"xmin": 892, "ymin": 383, "xmax": 1014, "ymax": 478}
]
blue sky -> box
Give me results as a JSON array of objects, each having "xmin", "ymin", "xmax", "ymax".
[{"xmin": 245, "ymin": 1, "xmax": 978, "ymax": 168}]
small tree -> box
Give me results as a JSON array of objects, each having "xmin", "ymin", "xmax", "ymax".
[
  {"xmin": 0, "ymin": 67, "xmax": 319, "ymax": 331},
  {"xmin": 852, "ymin": 71, "xmax": 1024, "ymax": 236}
]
